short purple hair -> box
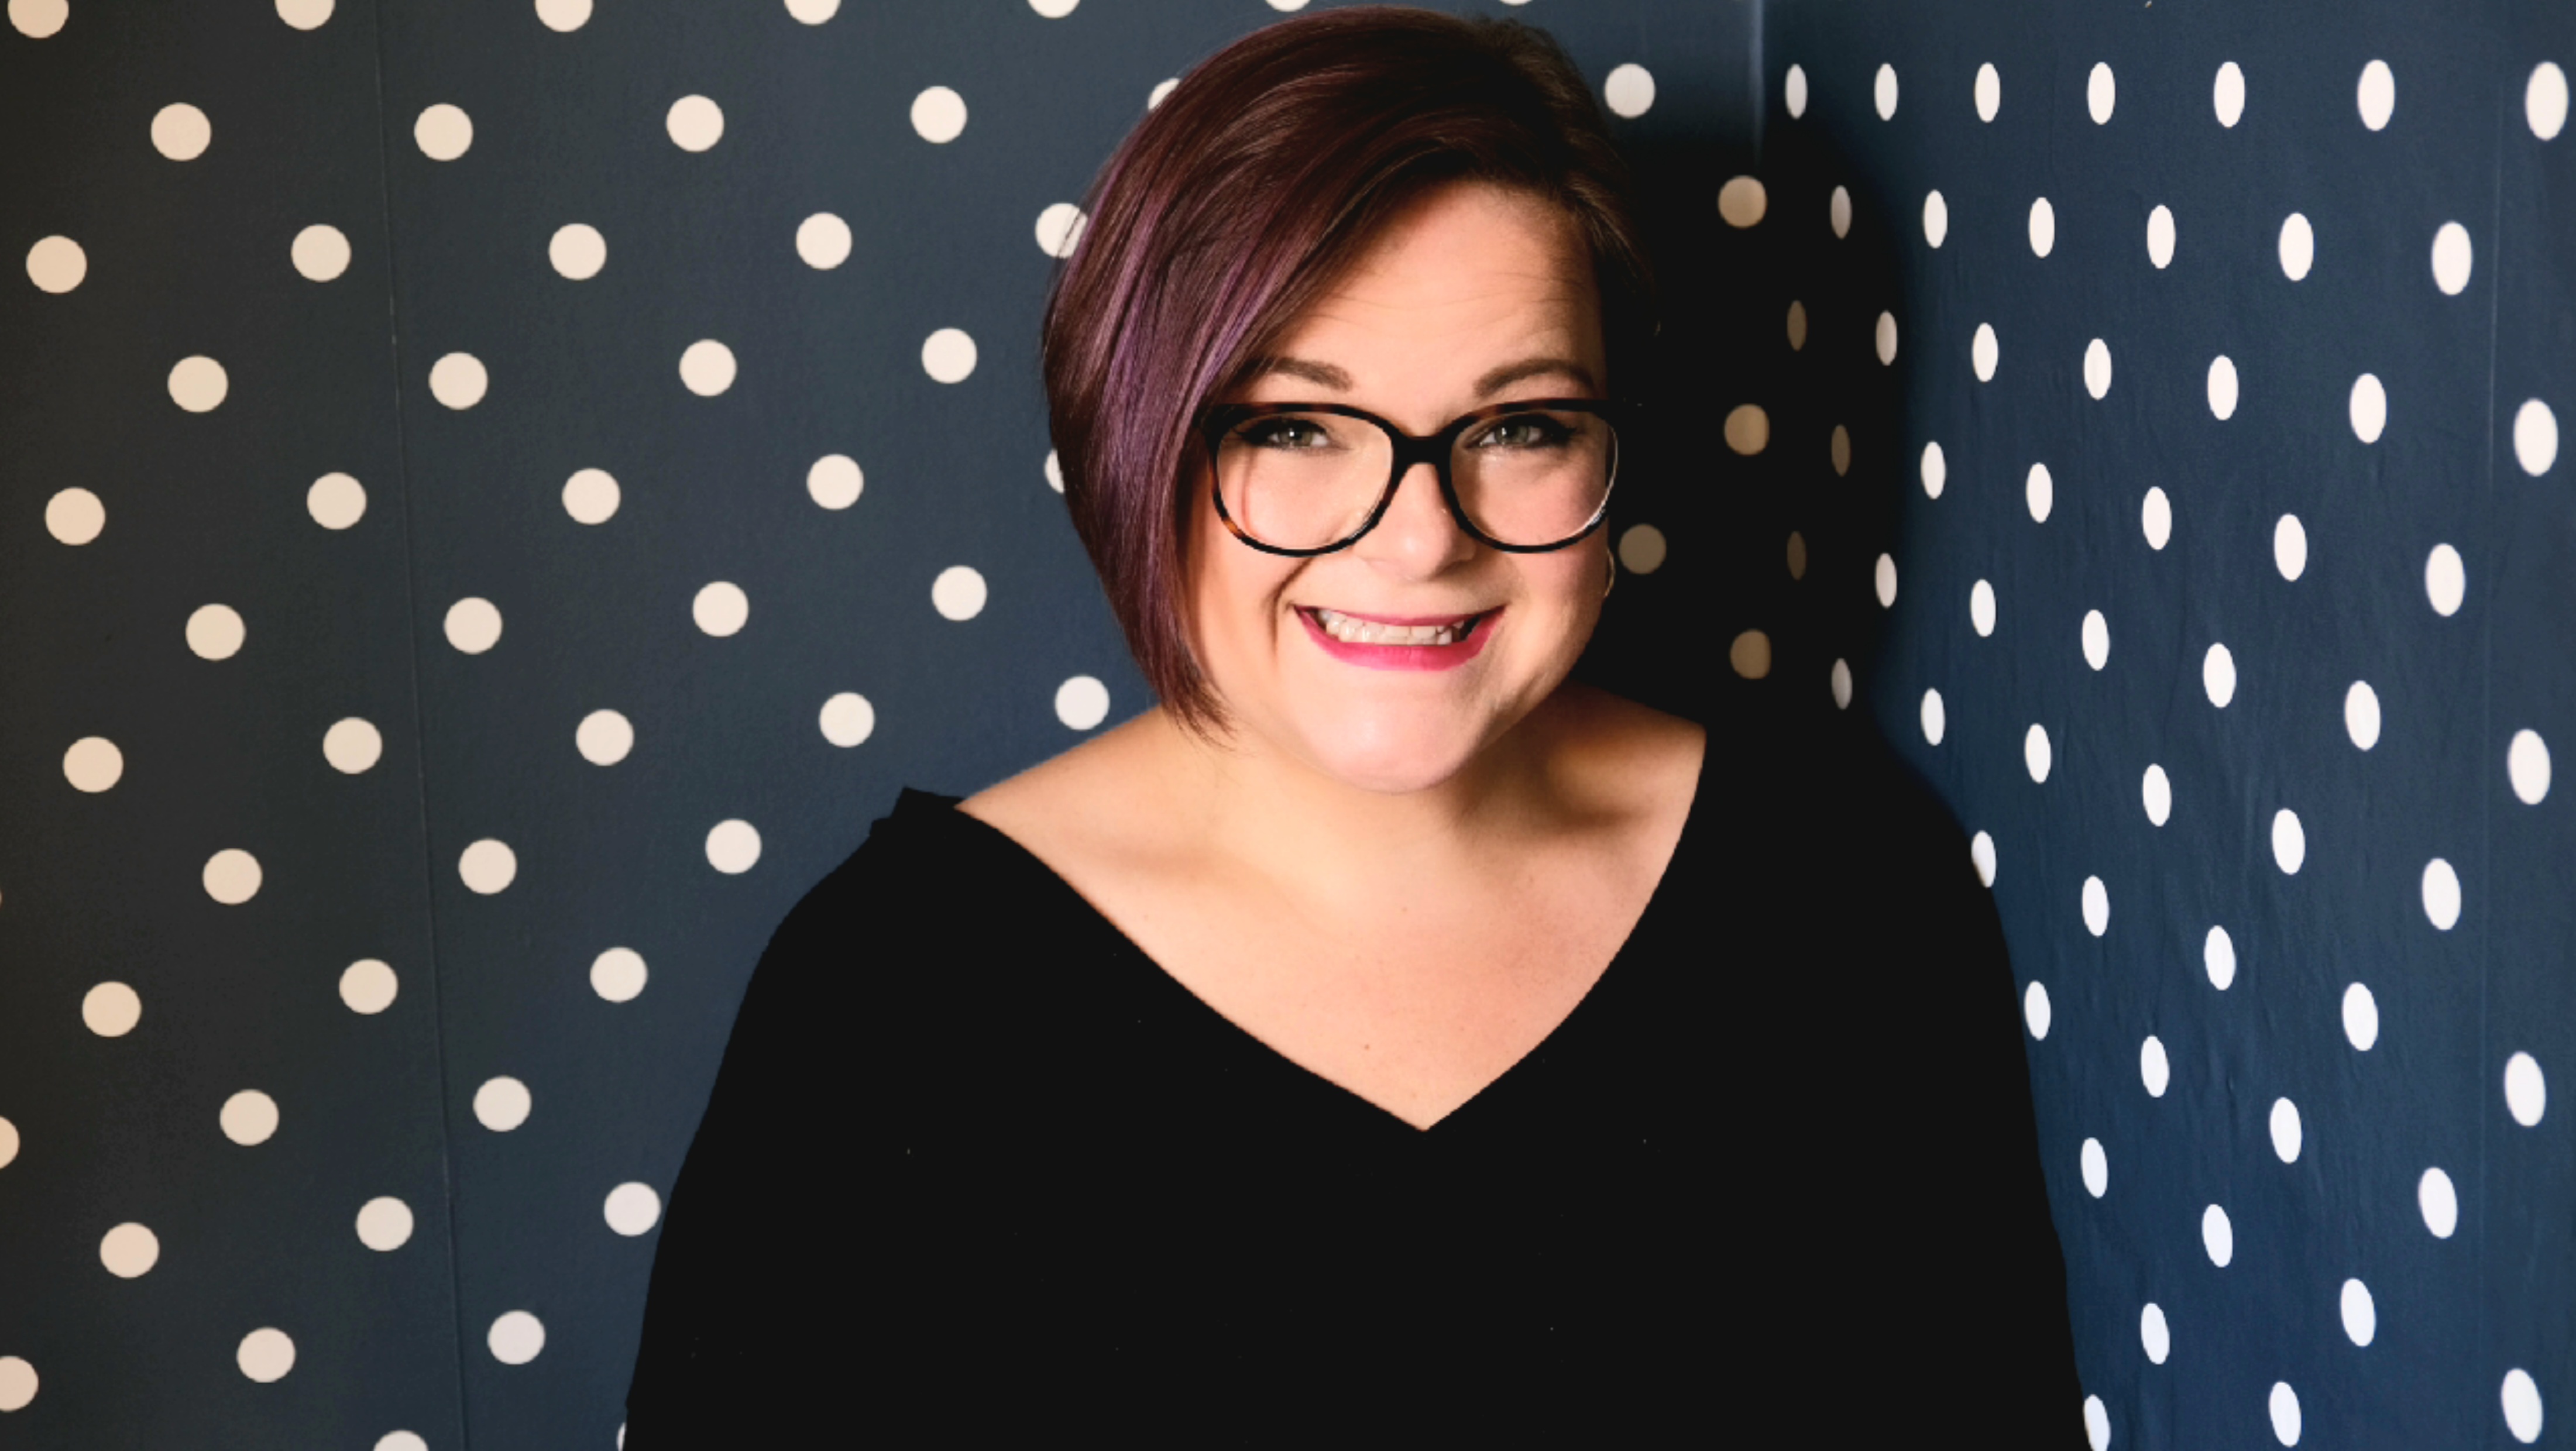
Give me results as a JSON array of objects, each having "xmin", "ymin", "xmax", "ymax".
[{"xmin": 1040, "ymin": 5, "xmax": 1654, "ymax": 733}]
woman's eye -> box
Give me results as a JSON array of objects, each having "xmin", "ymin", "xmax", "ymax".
[
  {"xmin": 1243, "ymin": 419, "xmax": 1328, "ymax": 448},
  {"xmin": 1472, "ymin": 415, "xmax": 1569, "ymax": 450}
]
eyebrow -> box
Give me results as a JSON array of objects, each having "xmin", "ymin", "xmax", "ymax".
[{"xmin": 1253, "ymin": 355, "xmax": 1602, "ymax": 398}]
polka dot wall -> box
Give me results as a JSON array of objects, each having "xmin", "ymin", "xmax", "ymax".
[
  {"xmin": 1758, "ymin": 1, "xmax": 2571, "ymax": 1445},
  {"xmin": 1, "ymin": 1, "xmax": 1766, "ymax": 1445}
]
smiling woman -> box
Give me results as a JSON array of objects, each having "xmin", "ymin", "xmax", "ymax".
[{"xmin": 624, "ymin": 8, "xmax": 2078, "ymax": 1442}]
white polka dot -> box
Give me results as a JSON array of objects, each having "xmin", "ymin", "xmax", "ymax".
[
  {"xmin": 1722, "ymin": 404, "xmax": 1769, "ymax": 455},
  {"xmin": 169, "ymin": 355, "xmax": 229, "ymax": 412},
  {"xmin": 1043, "ymin": 450, "xmax": 1064, "ymax": 494},
  {"xmin": 665, "ymin": 95, "xmax": 723, "ymax": 152},
  {"xmin": 62, "ymin": 737, "xmax": 122, "ymax": 793},
  {"xmin": 2347, "ymin": 373, "xmax": 2388, "ymax": 444},
  {"xmin": 2278, "ymin": 212, "xmax": 2313, "ymax": 281},
  {"xmin": 83, "ymin": 981, "xmax": 140, "ymax": 1037},
  {"xmin": 2141, "ymin": 1302, "xmax": 2169, "ymax": 1364},
  {"xmin": 2343, "ymin": 982, "xmax": 2379, "ymax": 1050},
  {"xmin": 1785, "ymin": 300, "xmax": 1808, "ymax": 350},
  {"xmin": 2509, "ymin": 729, "xmax": 2551, "ymax": 803},
  {"xmin": 921, "ymin": 328, "xmax": 977, "ymax": 383},
  {"xmin": 1969, "ymin": 579, "xmax": 1995, "ymax": 637},
  {"xmin": 1830, "ymin": 658, "xmax": 1854, "ymax": 712},
  {"xmin": 2140, "ymin": 1034, "xmax": 2173, "ymax": 1097},
  {"xmin": 2207, "ymin": 355, "xmax": 2238, "ymax": 420},
  {"xmin": 2332, "ymin": 1277, "xmax": 2377, "ymax": 1347},
  {"xmin": 2205, "ymin": 926, "xmax": 2238, "ymax": 991},
  {"xmin": 818, "ymin": 692, "xmax": 874, "ymax": 747},
  {"xmin": 692, "ymin": 581, "xmax": 748, "ymax": 637},
  {"xmin": 2420, "ymin": 1165, "xmax": 2458, "ymax": 1237},
  {"xmin": 2203, "ymin": 643, "xmax": 2237, "ymax": 707},
  {"xmin": 590, "ymin": 948, "xmax": 647, "ymax": 1003},
  {"xmin": 376, "ymin": 1433, "xmax": 428, "ymax": 1451},
  {"xmin": 2027, "ymin": 197, "xmax": 2055, "ymax": 257},
  {"xmin": 1974, "ymin": 63, "xmax": 2000, "ymax": 122},
  {"xmin": 221, "ymin": 1089, "xmax": 279, "ymax": 1146},
  {"xmin": 187, "ymin": 603, "xmax": 246, "ymax": 660},
  {"xmin": 1613, "ymin": 520, "xmax": 1664, "ymax": 572},
  {"xmin": 932, "ymin": 565, "xmax": 987, "ymax": 620},
  {"xmin": 1023, "ymin": 204, "xmax": 1090, "ymax": 264},
  {"xmin": 562, "ymin": 468, "xmax": 619, "ymax": 524},
  {"xmin": 355, "ymin": 1196, "xmax": 413, "ymax": 1251},
  {"xmin": 2357, "ymin": 59, "xmax": 2395, "ymax": 130},
  {"xmin": 322, "ymin": 718, "xmax": 382, "ymax": 775},
  {"xmin": 413, "ymin": 104, "xmax": 471, "ymax": 161},
  {"xmin": 795, "ymin": 453, "xmax": 862, "ymax": 511},
  {"xmin": 308, "ymin": 472, "xmax": 366, "ymax": 529},
  {"xmin": 1873, "ymin": 552, "xmax": 1897, "ymax": 608},
  {"xmin": 2273, "ymin": 514, "xmax": 2308, "ymax": 582},
  {"xmin": 2083, "ymin": 338, "xmax": 2112, "ymax": 400},
  {"xmin": 2214, "ymin": 62, "xmax": 2247, "ymax": 128},
  {"xmin": 2530, "ymin": 62, "xmax": 2570, "ymax": 142},
  {"xmin": 2505, "ymin": 1051, "xmax": 2547, "ymax": 1126},
  {"xmin": 1919, "ymin": 441, "xmax": 1946, "ymax": 498},
  {"xmin": 2430, "ymin": 221, "xmax": 2473, "ymax": 295},
  {"xmin": 444, "ymin": 597, "xmax": 502, "ymax": 654},
  {"xmin": 706, "ymin": 819, "xmax": 761, "ymax": 875},
  {"xmin": 2142, "ymin": 764, "xmax": 2172, "ymax": 826},
  {"xmin": 2146, "ymin": 204, "xmax": 2176, "ymax": 269},
  {"xmin": 429, "ymin": 352, "xmax": 486, "ymax": 409},
  {"xmin": 2087, "ymin": 62, "xmax": 2117, "ymax": 124},
  {"xmin": 1145, "ymin": 78, "xmax": 1177, "ymax": 110},
  {"xmin": 2025, "ymin": 463, "xmax": 2053, "ymax": 523},
  {"xmin": 0, "ymin": 1355, "xmax": 30, "ymax": 1412},
  {"xmin": 2084, "ymin": 1395, "xmax": 2111, "ymax": 1451},
  {"xmin": 1028, "ymin": 0, "xmax": 1076, "ymax": 15},
  {"xmin": 1783, "ymin": 64, "xmax": 1807, "ymax": 119},
  {"xmin": 2504, "ymin": 1370, "xmax": 2546, "ymax": 1444},
  {"xmin": 1728, "ymin": 630, "xmax": 1773, "ymax": 680},
  {"xmin": 1055, "ymin": 675, "xmax": 1110, "ymax": 730},
  {"xmin": 2023, "ymin": 980, "xmax": 2051, "ymax": 1040},
  {"xmin": 0, "ymin": 1117, "xmax": 16, "ymax": 1170},
  {"xmin": 2080, "ymin": 1137, "xmax": 2108, "ymax": 1198},
  {"xmin": 2422, "ymin": 857, "xmax": 2462, "ymax": 930},
  {"xmin": 1871, "ymin": 63, "xmax": 1898, "ymax": 120},
  {"xmin": 2268, "ymin": 1096, "xmax": 2303, "ymax": 1161},
  {"xmin": 2345, "ymin": 681, "xmax": 2382, "ymax": 749},
  {"xmin": 797, "ymin": 212, "xmax": 852, "ymax": 269},
  {"xmin": 911, "ymin": 85, "xmax": 967, "ymax": 143},
  {"xmin": 26, "ymin": 234, "xmax": 85, "ymax": 294},
  {"xmin": 340, "ymin": 959, "xmax": 397, "ymax": 1015},
  {"xmin": 290, "ymin": 223, "xmax": 352, "ymax": 282},
  {"xmin": 678, "ymin": 339, "xmax": 736, "ymax": 397},
  {"xmin": 2082, "ymin": 609, "xmax": 2111, "ymax": 671},
  {"xmin": 1969, "ymin": 829, "xmax": 1995, "ymax": 887},
  {"xmin": 203, "ymin": 848, "xmax": 262, "ymax": 905},
  {"xmin": 2514, "ymin": 399, "xmax": 2558, "ymax": 476},
  {"xmin": 1264, "ymin": 0, "xmax": 1304, "ymax": 10},
  {"xmin": 2082, "ymin": 875, "xmax": 2109, "ymax": 936},
  {"xmin": 549, "ymin": 223, "xmax": 606, "ymax": 280},
  {"xmin": 2426, "ymin": 542, "xmax": 2467, "ymax": 616},
  {"xmin": 1917, "ymin": 188, "xmax": 1945, "ymax": 247},
  {"xmin": 99, "ymin": 1222, "xmax": 159, "ymax": 1278},
  {"xmin": 472, "ymin": 1076, "xmax": 530, "ymax": 1131},
  {"xmin": 1831, "ymin": 425, "xmax": 1852, "ymax": 475},
  {"xmin": 152, "ymin": 103, "xmax": 212, "ymax": 161},
  {"xmin": 533, "ymin": 0, "xmax": 588, "ymax": 32},
  {"xmin": 1919, "ymin": 687, "xmax": 1946, "ymax": 747},
  {"xmin": 1719, "ymin": 176, "xmax": 1768, "ymax": 230},
  {"xmin": 237, "ymin": 1328, "xmax": 296, "ymax": 1383},
  {"xmin": 2132, "ymin": 492, "xmax": 2174, "ymax": 554},
  {"xmin": 1829, "ymin": 185, "xmax": 1852, "ymax": 239},
  {"xmin": 44, "ymin": 486, "xmax": 104, "ymax": 544},
  {"xmin": 2269, "ymin": 1381, "xmax": 2300, "ymax": 1446},
  {"xmin": 1972, "ymin": 323, "xmax": 1998, "ymax": 381},
  {"xmin": 2202, "ymin": 1204, "xmax": 2232, "ymax": 1266},
  {"xmin": 8, "ymin": 0, "xmax": 66, "ymax": 37},
  {"xmin": 604, "ymin": 1182, "xmax": 662, "ymax": 1236},
  {"xmin": 784, "ymin": 0, "xmax": 837, "ymax": 22},
  {"xmin": 1873, "ymin": 312, "xmax": 1897, "ymax": 366},
  {"xmin": 1604, "ymin": 63, "xmax": 1655, "ymax": 119},
  {"xmin": 2025, "ymin": 724, "xmax": 2053, "ymax": 784},
  {"xmin": 487, "ymin": 1311, "xmax": 545, "ymax": 1366},
  {"xmin": 575, "ymin": 709, "xmax": 632, "ymax": 765},
  {"xmin": 458, "ymin": 838, "xmax": 516, "ymax": 895}
]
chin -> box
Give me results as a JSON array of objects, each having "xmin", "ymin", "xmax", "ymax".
[{"xmin": 1288, "ymin": 706, "xmax": 1498, "ymax": 795}]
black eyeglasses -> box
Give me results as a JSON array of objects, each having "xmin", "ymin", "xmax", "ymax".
[{"xmin": 1198, "ymin": 397, "xmax": 1634, "ymax": 556}]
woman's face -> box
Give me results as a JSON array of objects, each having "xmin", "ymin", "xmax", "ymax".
[{"xmin": 1182, "ymin": 180, "xmax": 1615, "ymax": 795}]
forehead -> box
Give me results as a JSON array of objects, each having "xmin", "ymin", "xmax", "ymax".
[{"xmin": 1290, "ymin": 182, "xmax": 1599, "ymax": 342}]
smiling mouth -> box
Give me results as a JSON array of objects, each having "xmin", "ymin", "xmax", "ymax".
[{"xmin": 1300, "ymin": 606, "xmax": 1493, "ymax": 648}]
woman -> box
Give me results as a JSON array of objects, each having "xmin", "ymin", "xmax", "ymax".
[{"xmin": 626, "ymin": 9, "xmax": 2079, "ymax": 1441}]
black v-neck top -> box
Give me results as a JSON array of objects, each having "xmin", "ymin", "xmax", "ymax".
[{"xmin": 624, "ymin": 707, "xmax": 2082, "ymax": 1445}]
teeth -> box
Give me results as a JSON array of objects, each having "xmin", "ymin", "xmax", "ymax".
[{"xmin": 1313, "ymin": 607, "xmax": 1474, "ymax": 647}]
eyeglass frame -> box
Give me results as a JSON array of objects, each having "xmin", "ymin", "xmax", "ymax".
[{"xmin": 1196, "ymin": 397, "xmax": 1638, "ymax": 558}]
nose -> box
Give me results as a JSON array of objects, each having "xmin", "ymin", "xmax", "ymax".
[{"xmin": 1353, "ymin": 456, "xmax": 1478, "ymax": 576}]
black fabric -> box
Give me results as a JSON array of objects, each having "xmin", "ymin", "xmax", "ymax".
[{"xmin": 624, "ymin": 703, "xmax": 2082, "ymax": 1443}]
